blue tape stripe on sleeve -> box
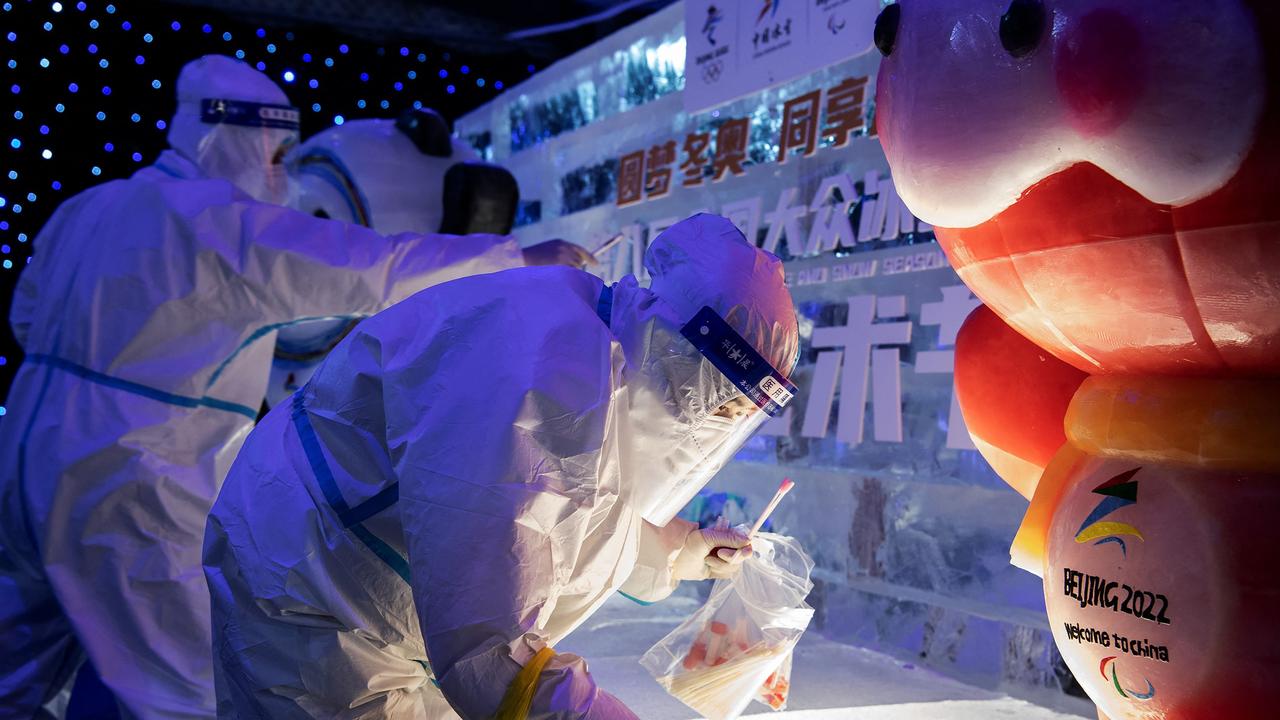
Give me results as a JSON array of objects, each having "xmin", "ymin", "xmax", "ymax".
[
  {"xmin": 289, "ymin": 392, "xmax": 352, "ymax": 517},
  {"xmin": 290, "ymin": 392, "xmax": 410, "ymax": 584},
  {"xmin": 412, "ymin": 659, "xmax": 439, "ymax": 687},
  {"xmin": 27, "ymin": 354, "xmax": 257, "ymax": 419},
  {"xmin": 350, "ymin": 524, "xmax": 411, "ymax": 583},
  {"xmin": 205, "ymin": 315, "xmax": 356, "ymax": 390},
  {"xmin": 342, "ymin": 482, "xmax": 399, "ymax": 527},
  {"xmin": 617, "ymin": 590, "xmax": 656, "ymax": 606},
  {"xmin": 153, "ymin": 159, "xmax": 187, "ymax": 179}
]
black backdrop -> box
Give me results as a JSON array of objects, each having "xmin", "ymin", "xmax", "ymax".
[{"xmin": 0, "ymin": 0, "xmax": 534, "ymax": 409}]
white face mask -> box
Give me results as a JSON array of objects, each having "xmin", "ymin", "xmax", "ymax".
[
  {"xmin": 646, "ymin": 413, "xmax": 744, "ymax": 520},
  {"xmin": 215, "ymin": 126, "xmax": 298, "ymax": 204},
  {"xmin": 655, "ymin": 414, "xmax": 735, "ymax": 487},
  {"xmin": 261, "ymin": 162, "xmax": 300, "ymax": 206}
]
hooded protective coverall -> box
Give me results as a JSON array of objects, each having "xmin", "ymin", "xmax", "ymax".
[
  {"xmin": 203, "ymin": 213, "xmax": 800, "ymax": 719},
  {"xmin": 0, "ymin": 55, "xmax": 524, "ymax": 718}
]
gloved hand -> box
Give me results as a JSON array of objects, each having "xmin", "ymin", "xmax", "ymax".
[
  {"xmin": 522, "ymin": 239, "xmax": 599, "ymax": 269},
  {"xmin": 672, "ymin": 522, "xmax": 753, "ymax": 581}
]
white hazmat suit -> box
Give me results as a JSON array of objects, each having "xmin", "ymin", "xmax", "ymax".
[
  {"xmin": 203, "ymin": 213, "xmax": 800, "ymax": 718},
  {"xmin": 0, "ymin": 55, "xmax": 524, "ymax": 718}
]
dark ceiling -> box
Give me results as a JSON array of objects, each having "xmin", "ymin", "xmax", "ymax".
[{"xmin": 152, "ymin": 0, "xmax": 676, "ymax": 63}]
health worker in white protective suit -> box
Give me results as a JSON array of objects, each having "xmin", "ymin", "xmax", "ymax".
[
  {"xmin": 203, "ymin": 213, "xmax": 801, "ymax": 719},
  {"xmin": 0, "ymin": 54, "xmax": 575, "ymax": 719},
  {"xmin": 264, "ymin": 110, "xmax": 590, "ymax": 408}
]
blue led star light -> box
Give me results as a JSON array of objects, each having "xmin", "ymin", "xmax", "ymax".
[{"xmin": 0, "ymin": 1, "xmax": 511, "ymax": 290}]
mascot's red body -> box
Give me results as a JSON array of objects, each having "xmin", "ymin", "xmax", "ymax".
[{"xmin": 875, "ymin": 2, "xmax": 1279, "ymax": 718}]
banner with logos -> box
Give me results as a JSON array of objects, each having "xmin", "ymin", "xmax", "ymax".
[{"xmin": 683, "ymin": 0, "xmax": 880, "ymax": 113}]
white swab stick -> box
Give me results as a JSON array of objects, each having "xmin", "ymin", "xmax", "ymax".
[
  {"xmin": 592, "ymin": 232, "xmax": 625, "ymax": 257},
  {"xmin": 748, "ymin": 478, "xmax": 795, "ymax": 538}
]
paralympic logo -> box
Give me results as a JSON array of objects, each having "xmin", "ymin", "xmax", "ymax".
[
  {"xmin": 1100, "ymin": 656, "xmax": 1156, "ymax": 701},
  {"xmin": 1075, "ymin": 467, "xmax": 1143, "ymax": 557}
]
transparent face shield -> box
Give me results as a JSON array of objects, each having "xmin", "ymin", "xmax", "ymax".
[
  {"xmin": 197, "ymin": 98, "xmax": 301, "ymax": 204},
  {"xmin": 633, "ymin": 306, "xmax": 798, "ymax": 526}
]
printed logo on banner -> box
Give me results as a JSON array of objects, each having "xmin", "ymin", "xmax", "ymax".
[
  {"xmin": 703, "ymin": 4, "xmax": 726, "ymax": 45},
  {"xmin": 688, "ymin": 0, "xmax": 735, "ymax": 98},
  {"xmin": 685, "ymin": 0, "xmax": 879, "ymax": 113},
  {"xmin": 756, "ymin": 0, "xmax": 781, "ymax": 25},
  {"xmin": 749, "ymin": 3, "xmax": 795, "ymax": 58},
  {"xmin": 702, "ymin": 60, "xmax": 724, "ymax": 84}
]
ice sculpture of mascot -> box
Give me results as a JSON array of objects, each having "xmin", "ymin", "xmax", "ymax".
[{"xmin": 873, "ymin": 1, "xmax": 1279, "ymax": 719}]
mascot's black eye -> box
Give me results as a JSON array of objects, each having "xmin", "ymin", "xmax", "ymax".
[
  {"xmin": 1000, "ymin": 0, "xmax": 1046, "ymax": 58},
  {"xmin": 874, "ymin": 3, "xmax": 901, "ymax": 57}
]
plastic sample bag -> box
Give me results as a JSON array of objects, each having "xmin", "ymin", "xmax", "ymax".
[{"xmin": 641, "ymin": 533, "xmax": 814, "ymax": 719}]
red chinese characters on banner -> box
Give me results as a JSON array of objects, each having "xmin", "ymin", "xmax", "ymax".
[
  {"xmin": 823, "ymin": 76, "xmax": 869, "ymax": 148},
  {"xmin": 613, "ymin": 76, "xmax": 871, "ymax": 204},
  {"xmin": 712, "ymin": 117, "xmax": 749, "ymax": 181},
  {"xmin": 779, "ymin": 90, "xmax": 821, "ymax": 163},
  {"xmin": 616, "ymin": 149, "xmax": 645, "ymax": 207},
  {"xmin": 680, "ymin": 132, "xmax": 711, "ymax": 187},
  {"xmin": 646, "ymin": 140, "xmax": 677, "ymax": 199}
]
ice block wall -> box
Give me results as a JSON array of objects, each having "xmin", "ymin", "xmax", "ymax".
[{"xmin": 457, "ymin": 1, "xmax": 1084, "ymax": 700}]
